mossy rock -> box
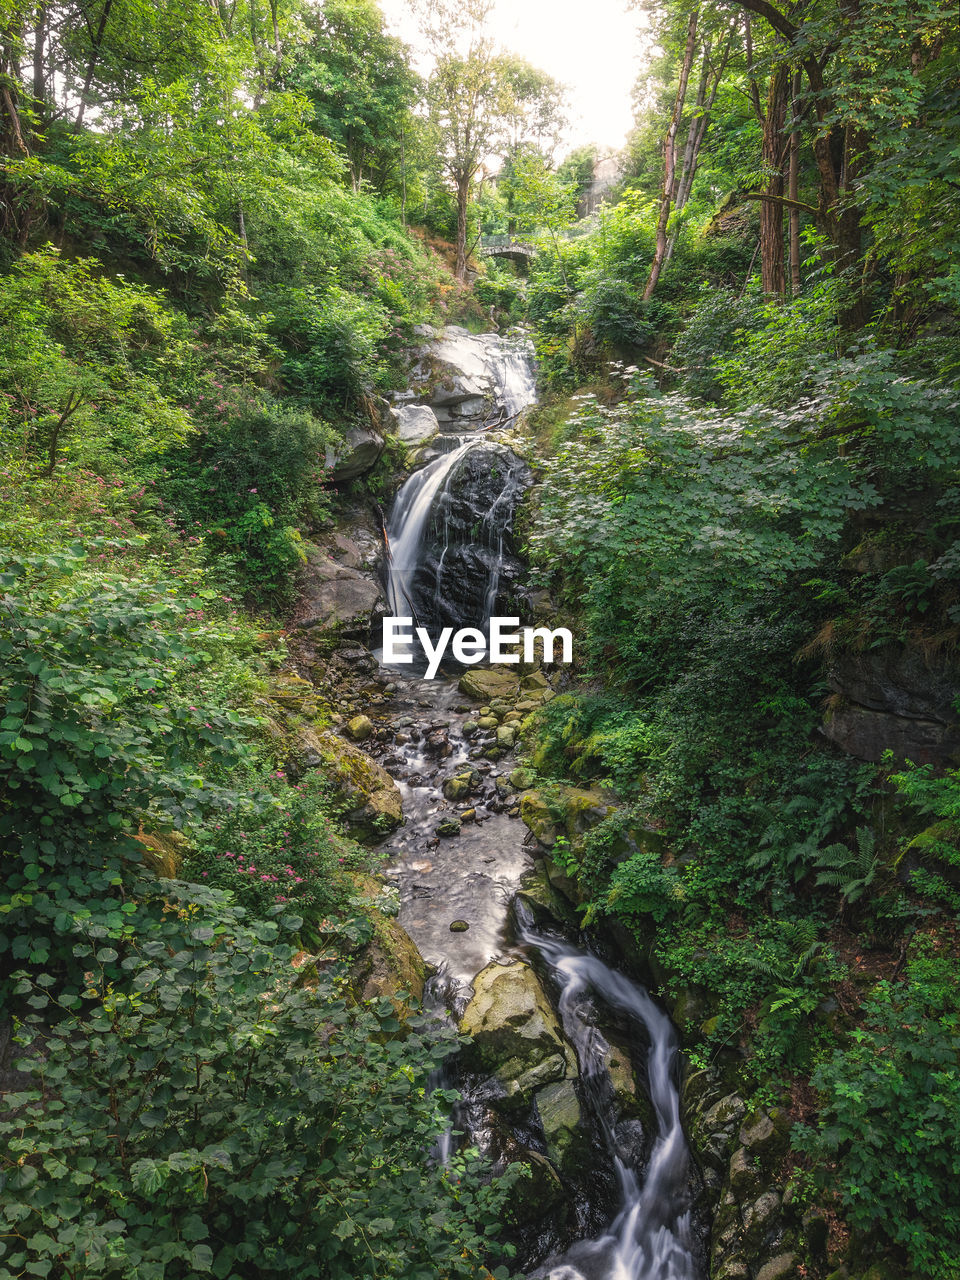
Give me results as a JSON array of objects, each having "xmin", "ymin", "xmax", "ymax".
[
  {"xmin": 506, "ymin": 1150, "xmax": 569, "ymax": 1226},
  {"xmin": 345, "ymin": 714, "xmax": 374, "ymax": 742},
  {"xmin": 458, "ymin": 666, "xmax": 520, "ymax": 702},
  {"xmin": 460, "ymin": 961, "xmax": 566, "ymax": 1076},
  {"xmin": 535, "ymin": 1078, "xmax": 584, "ymax": 1169},
  {"xmin": 294, "ymin": 726, "xmax": 403, "ymax": 843},
  {"xmin": 517, "ymin": 863, "xmax": 579, "ymax": 929},
  {"xmin": 349, "ymin": 876, "xmax": 426, "ymax": 1006}
]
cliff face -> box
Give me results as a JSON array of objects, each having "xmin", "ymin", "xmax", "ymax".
[{"xmin": 822, "ymin": 645, "xmax": 960, "ymax": 765}]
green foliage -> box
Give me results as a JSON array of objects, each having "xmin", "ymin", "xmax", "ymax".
[
  {"xmin": 0, "ymin": 881, "xmax": 519, "ymax": 1280},
  {"xmin": 813, "ymin": 827, "xmax": 882, "ymax": 905},
  {"xmin": 159, "ymin": 395, "xmax": 335, "ymax": 602},
  {"xmin": 183, "ymin": 769, "xmax": 370, "ymax": 935},
  {"xmin": 0, "ymin": 545, "xmax": 261, "ymax": 983},
  {"xmin": 796, "ymin": 942, "xmax": 960, "ymax": 1277}
]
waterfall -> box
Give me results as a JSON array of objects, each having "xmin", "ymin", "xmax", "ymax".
[
  {"xmin": 517, "ymin": 904, "xmax": 702, "ymax": 1280},
  {"xmin": 381, "ymin": 333, "xmax": 537, "ymax": 649},
  {"xmin": 384, "ymin": 438, "xmax": 477, "ymax": 625}
]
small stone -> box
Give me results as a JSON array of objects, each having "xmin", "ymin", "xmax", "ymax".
[
  {"xmin": 521, "ymin": 671, "xmax": 549, "ymax": 691},
  {"xmin": 497, "ymin": 724, "xmax": 517, "ymax": 750},
  {"xmin": 345, "ymin": 715, "xmax": 374, "ymax": 742},
  {"xmin": 449, "ymin": 919, "xmax": 470, "ymax": 932},
  {"xmin": 476, "ymin": 715, "xmax": 498, "ymax": 730},
  {"xmin": 462, "ymin": 720, "xmax": 479, "ymax": 738},
  {"xmin": 436, "ymin": 817, "xmax": 462, "ymax": 838},
  {"xmin": 509, "ymin": 767, "xmax": 535, "ymax": 790},
  {"xmin": 460, "ymin": 808, "xmax": 477, "ymax": 823}
]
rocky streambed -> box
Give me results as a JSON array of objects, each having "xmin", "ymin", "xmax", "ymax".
[{"xmin": 282, "ymin": 326, "xmax": 809, "ymax": 1280}]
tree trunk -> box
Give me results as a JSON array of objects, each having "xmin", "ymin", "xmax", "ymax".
[
  {"xmin": 32, "ymin": 3, "xmax": 46, "ymax": 122},
  {"xmin": 643, "ymin": 7, "xmax": 698, "ymax": 300},
  {"xmin": 455, "ymin": 172, "xmax": 469, "ymax": 281},
  {"xmin": 75, "ymin": 0, "xmax": 114, "ymax": 130},
  {"xmin": 759, "ymin": 63, "xmax": 789, "ymax": 297},
  {"xmin": 665, "ymin": 18, "xmax": 735, "ymax": 265},
  {"xmin": 788, "ymin": 70, "xmax": 801, "ymax": 296}
]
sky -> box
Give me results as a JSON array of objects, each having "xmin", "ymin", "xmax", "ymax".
[{"xmin": 377, "ymin": 0, "xmax": 651, "ymax": 154}]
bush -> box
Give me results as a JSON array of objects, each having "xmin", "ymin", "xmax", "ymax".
[
  {"xmin": 795, "ymin": 945, "xmax": 960, "ymax": 1277},
  {"xmin": 159, "ymin": 396, "xmax": 336, "ymax": 602},
  {"xmin": 0, "ymin": 882, "xmax": 519, "ymax": 1280}
]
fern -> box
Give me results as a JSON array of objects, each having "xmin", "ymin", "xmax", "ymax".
[{"xmin": 814, "ymin": 826, "xmax": 880, "ymax": 903}]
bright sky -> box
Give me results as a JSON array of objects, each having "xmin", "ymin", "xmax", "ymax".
[{"xmin": 377, "ymin": 0, "xmax": 651, "ymax": 154}]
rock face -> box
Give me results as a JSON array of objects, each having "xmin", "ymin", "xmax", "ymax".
[
  {"xmin": 290, "ymin": 726, "xmax": 402, "ymax": 843},
  {"xmin": 396, "ymin": 442, "xmax": 532, "ymax": 633},
  {"xmin": 396, "ymin": 325, "xmax": 537, "ymax": 428},
  {"xmin": 390, "ymin": 403, "xmax": 440, "ymax": 444},
  {"xmin": 822, "ymin": 646, "xmax": 960, "ymax": 764}
]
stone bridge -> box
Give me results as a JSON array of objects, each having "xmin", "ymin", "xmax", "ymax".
[{"xmin": 477, "ymin": 236, "xmax": 537, "ymax": 262}]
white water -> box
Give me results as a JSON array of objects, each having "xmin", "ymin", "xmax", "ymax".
[
  {"xmin": 384, "ymin": 438, "xmax": 477, "ymax": 625},
  {"xmin": 518, "ymin": 906, "xmax": 701, "ymax": 1280}
]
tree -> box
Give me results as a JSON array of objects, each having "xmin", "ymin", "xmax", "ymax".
[
  {"xmin": 416, "ymin": 0, "xmax": 565, "ymax": 280},
  {"xmin": 291, "ymin": 0, "xmax": 421, "ymax": 194}
]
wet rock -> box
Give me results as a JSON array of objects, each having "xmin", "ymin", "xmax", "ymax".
[
  {"xmin": 460, "ymin": 960, "xmax": 566, "ymax": 1077},
  {"xmin": 436, "ymin": 817, "xmax": 462, "ymax": 838},
  {"xmin": 443, "ymin": 772, "xmax": 474, "ymax": 801},
  {"xmin": 424, "ymin": 729, "xmax": 451, "ymax": 756},
  {"xmin": 517, "ymin": 864, "xmax": 579, "ymax": 928},
  {"xmin": 460, "ymin": 808, "xmax": 477, "ymax": 823},
  {"xmin": 462, "ymin": 719, "xmax": 479, "ymax": 738},
  {"xmin": 476, "ymin": 715, "xmax": 499, "ymax": 730},
  {"xmin": 345, "ymin": 714, "xmax": 374, "ymax": 742},
  {"xmin": 459, "ymin": 667, "xmax": 521, "ymax": 702},
  {"xmin": 535, "ymin": 1079, "xmax": 583, "ymax": 1167},
  {"xmin": 450, "ymin": 919, "xmax": 470, "ymax": 932}
]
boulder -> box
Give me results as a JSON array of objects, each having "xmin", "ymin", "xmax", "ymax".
[
  {"xmin": 290, "ymin": 727, "xmax": 402, "ymax": 843},
  {"xmin": 345, "ymin": 715, "xmax": 374, "ymax": 743},
  {"xmin": 459, "ymin": 666, "xmax": 521, "ymax": 702},
  {"xmin": 497, "ymin": 724, "xmax": 517, "ymax": 750},
  {"xmin": 326, "ymin": 424, "xmax": 385, "ymax": 482},
  {"xmin": 297, "ymin": 569, "xmax": 383, "ymax": 639},
  {"xmin": 391, "ymin": 403, "xmax": 441, "ymax": 444},
  {"xmin": 460, "ymin": 960, "xmax": 566, "ymax": 1079}
]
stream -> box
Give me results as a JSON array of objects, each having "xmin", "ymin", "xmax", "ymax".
[{"xmin": 366, "ymin": 329, "xmax": 705, "ymax": 1279}]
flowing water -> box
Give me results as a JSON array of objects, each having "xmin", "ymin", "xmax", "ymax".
[
  {"xmin": 518, "ymin": 904, "xmax": 701, "ymax": 1280},
  {"xmin": 371, "ymin": 330, "xmax": 704, "ymax": 1279}
]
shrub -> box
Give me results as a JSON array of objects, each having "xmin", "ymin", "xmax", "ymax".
[
  {"xmin": 0, "ymin": 882, "xmax": 519, "ymax": 1280},
  {"xmin": 795, "ymin": 945, "xmax": 960, "ymax": 1277}
]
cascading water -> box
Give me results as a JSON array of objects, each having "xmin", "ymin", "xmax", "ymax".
[
  {"xmin": 517, "ymin": 902, "xmax": 703, "ymax": 1280},
  {"xmin": 381, "ymin": 331, "xmax": 536, "ymax": 649},
  {"xmin": 369, "ymin": 327, "xmax": 705, "ymax": 1280}
]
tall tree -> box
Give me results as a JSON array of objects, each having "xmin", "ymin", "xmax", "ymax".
[
  {"xmin": 291, "ymin": 0, "xmax": 420, "ymax": 194},
  {"xmin": 416, "ymin": 0, "xmax": 564, "ymax": 279}
]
